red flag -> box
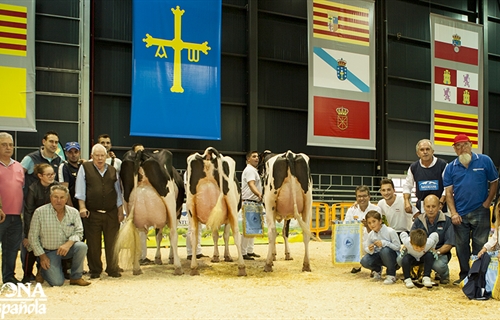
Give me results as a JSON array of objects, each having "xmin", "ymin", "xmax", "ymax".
[{"xmin": 314, "ymin": 96, "xmax": 369, "ymax": 139}]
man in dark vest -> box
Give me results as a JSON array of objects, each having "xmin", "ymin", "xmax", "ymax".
[
  {"xmin": 20, "ymin": 131, "xmax": 62, "ymax": 196},
  {"xmin": 403, "ymin": 139, "xmax": 448, "ymax": 216},
  {"xmin": 75, "ymin": 144, "xmax": 124, "ymax": 279}
]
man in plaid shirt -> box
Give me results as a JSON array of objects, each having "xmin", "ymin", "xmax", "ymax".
[{"xmin": 28, "ymin": 184, "xmax": 90, "ymax": 286}]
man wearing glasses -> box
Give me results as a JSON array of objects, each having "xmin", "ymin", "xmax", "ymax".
[{"xmin": 443, "ymin": 134, "xmax": 498, "ymax": 285}]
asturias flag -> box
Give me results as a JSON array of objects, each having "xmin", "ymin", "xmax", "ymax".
[{"xmin": 313, "ymin": 96, "xmax": 369, "ymax": 139}]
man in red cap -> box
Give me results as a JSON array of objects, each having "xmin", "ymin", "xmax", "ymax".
[{"xmin": 443, "ymin": 134, "xmax": 498, "ymax": 285}]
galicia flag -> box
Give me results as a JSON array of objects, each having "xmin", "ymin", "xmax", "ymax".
[
  {"xmin": 434, "ymin": 23, "xmax": 478, "ymax": 66},
  {"xmin": 130, "ymin": 0, "xmax": 222, "ymax": 140},
  {"xmin": 313, "ymin": 96, "xmax": 369, "ymax": 139}
]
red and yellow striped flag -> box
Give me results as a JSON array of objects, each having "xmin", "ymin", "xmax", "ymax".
[
  {"xmin": 0, "ymin": 3, "xmax": 27, "ymax": 57},
  {"xmin": 313, "ymin": 0, "xmax": 369, "ymax": 46},
  {"xmin": 434, "ymin": 109, "xmax": 478, "ymax": 147}
]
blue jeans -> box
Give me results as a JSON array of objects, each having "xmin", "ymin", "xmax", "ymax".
[
  {"xmin": 433, "ymin": 253, "xmax": 450, "ymax": 280},
  {"xmin": 400, "ymin": 252, "xmax": 434, "ymax": 279},
  {"xmin": 41, "ymin": 242, "xmax": 87, "ymax": 286},
  {"xmin": 0, "ymin": 215, "xmax": 22, "ymax": 282},
  {"xmin": 454, "ymin": 205, "xmax": 490, "ymax": 280},
  {"xmin": 360, "ymin": 247, "xmax": 398, "ymax": 276}
]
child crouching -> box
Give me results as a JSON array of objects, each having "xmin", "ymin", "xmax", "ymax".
[
  {"xmin": 398, "ymin": 229, "xmax": 439, "ymax": 288},
  {"xmin": 360, "ymin": 211, "xmax": 401, "ymax": 284}
]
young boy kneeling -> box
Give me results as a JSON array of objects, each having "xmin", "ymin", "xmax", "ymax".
[{"xmin": 398, "ymin": 229, "xmax": 438, "ymax": 288}]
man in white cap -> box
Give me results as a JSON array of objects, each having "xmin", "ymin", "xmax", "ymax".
[{"xmin": 443, "ymin": 133, "xmax": 498, "ymax": 285}]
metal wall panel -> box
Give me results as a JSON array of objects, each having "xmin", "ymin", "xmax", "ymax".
[
  {"xmin": 387, "ymin": 80, "xmax": 431, "ymax": 122},
  {"xmin": 221, "ymin": 6, "xmax": 247, "ymax": 54},
  {"xmin": 36, "ymin": 0, "xmax": 79, "ymax": 17},
  {"xmin": 93, "ymin": 0, "xmax": 132, "ymax": 41},
  {"xmin": 35, "ymin": 43, "xmax": 80, "ymax": 70},
  {"xmin": 258, "ymin": 60, "xmax": 307, "ymax": 110},
  {"xmin": 35, "ymin": 96, "xmax": 79, "ymax": 121},
  {"xmin": 93, "ymin": 43, "xmax": 132, "ymax": 95},
  {"xmin": 221, "ymin": 56, "xmax": 247, "ymax": 104}
]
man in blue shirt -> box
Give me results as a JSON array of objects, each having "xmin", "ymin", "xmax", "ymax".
[{"xmin": 443, "ymin": 134, "xmax": 498, "ymax": 285}]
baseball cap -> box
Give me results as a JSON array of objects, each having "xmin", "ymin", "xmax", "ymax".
[
  {"xmin": 65, "ymin": 141, "xmax": 80, "ymax": 151},
  {"xmin": 452, "ymin": 134, "xmax": 471, "ymax": 145}
]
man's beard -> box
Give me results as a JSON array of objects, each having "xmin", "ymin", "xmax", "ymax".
[{"xmin": 459, "ymin": 153, "xmax": 472, "ymax": 166}]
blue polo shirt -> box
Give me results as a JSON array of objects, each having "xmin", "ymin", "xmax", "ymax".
[{"xmin": 443, "ymin": 152, "xmax": 498, "ymax": 215}]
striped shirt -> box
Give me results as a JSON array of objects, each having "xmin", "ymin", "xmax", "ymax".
[{"xmin": 28, "ymin": 203, "xmax": 84, "ymax": 257}]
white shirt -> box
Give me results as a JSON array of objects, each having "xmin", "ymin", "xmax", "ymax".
[
  {"xmin": 400, "ymin": 231, "xmax": 439, "ymax": 261},
  {"xmin": 364, "ymin": 224, "xmax": 401, "ymax": 254},
  {"xmin": 344, "ymin": 203, "xmax": 380, "ymax": 223},
  {"xmin": 241, "ymin": 164, "xmax": 261, "ymax": 201},
  {"xmin": 106, "ymin": 157, "xmax": 122, "ymax": 173},
  {"xmin": 377, "ymin": 194, "xmax": 417, "ymax": 232}
]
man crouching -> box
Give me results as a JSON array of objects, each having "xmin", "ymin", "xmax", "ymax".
[{"xmin": 28, "ymin": 185, "xmax": 90, "ymax": 286}]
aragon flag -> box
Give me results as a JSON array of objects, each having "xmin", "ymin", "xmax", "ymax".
[{"xmin": 313, "ymin": 96, "xmax": 369, "ymax": 139}]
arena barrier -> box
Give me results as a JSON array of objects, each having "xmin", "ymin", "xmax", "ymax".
[{"xmin": 310, "ymin": 202, "xmax": 331, "ymax": 241}]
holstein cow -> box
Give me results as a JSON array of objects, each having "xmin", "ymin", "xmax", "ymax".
[
  {"xmin": 115, "ymin": 149, "xmax": 185, "ymax": 275},
  {"xmin": 260, "ymin": 150, "xmax": 313, "ymax": 272},
  {"xmin": 186, "ymin": 147, "xmax": 246, "ymax": 276}
]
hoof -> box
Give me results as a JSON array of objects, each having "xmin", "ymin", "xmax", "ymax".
[
  {"xmin": 168, "ymin": 258, "xmax": 174, "ymax": 265},
  {"xmin": 302, "ymin": 263, "xmax": 311, "ymax": 272},
  {"xmin": 272, "ymin": 254, "xmax": 277, "ymax": 261},
  {"xmin": 190, "ymin": 268, "xmax": 200, "ymax": 276},
  {"xmin": 133, "ymin": 269, "xmax": 143, "ymax": 276},
  {"xmin": 155, "ymin": 258, "xmax": 163, "ymax": 265},
  {"xmin": 174, "ymin": 267, "xmax": 184, "ymax": 276},
  {"xmin": 238, "ymin": 266, "xmax": 247, "ymax": 276},
  {"xmin": 224, "ymin": 256, "xmax": 233, "ymax": 262},
  {"xmin": 285, "ymin": 253, "xmax": 293, "ymax": 261},
  {"xmin": 211, "ymin": 256, "xmax": 220, "ymax": 263},
  {"xmin": 264, "ymin": 264, "xmax": 273, "ymax": 272}
]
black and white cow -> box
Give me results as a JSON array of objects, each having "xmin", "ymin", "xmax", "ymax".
[
  {"xmin": 116, "ymin": 149, "xmax": 185, "ymax": 275},
  {"xmin": 260, "ymin": 150, "xmax": 312, "ymax": 272},
  {"xmin": 186, "ymin": 147, "xmax": 246, "ymax": 276}
]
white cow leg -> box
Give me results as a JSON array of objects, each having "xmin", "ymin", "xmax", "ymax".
[
  {"xmin": 189, "ymin": 217, "xmax": 200, "ymax": 276},
  {"xmin": 264, "ymin": 215, "xmax": 276, "ymax": 272},
  {"xmin": 283, "ymin": 219, "xmax": 293, "ymax": 261},
  {"xmin": 211, "ymin": 228, "xmax": 220, "ymax": 263},
  {"xmin": 222, "ymin": 224, "xmax": 233, "ymax": 262},
  {"xmin": 155, "ymin": 229, "xmax": 163, "ymax": 265},
  {"xmin": 230, "ymin": 219, "xmax": 247, "ymax": 276}
]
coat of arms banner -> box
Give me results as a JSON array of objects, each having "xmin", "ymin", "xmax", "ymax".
[
  {"xmin": 307, "ymin": 0, "xmax": 375, "ymax": 149},
  {"xmin": 430, "ymin": 14, "xmax": 483, "ymax": 155}
]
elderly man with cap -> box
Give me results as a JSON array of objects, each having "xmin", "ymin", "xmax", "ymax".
[{"xmin": 443, "ymin": 133, "xmax": 498, "ymax": 285}]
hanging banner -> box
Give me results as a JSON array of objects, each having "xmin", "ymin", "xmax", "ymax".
[
  {"xmin": 307, "ymin": 0, "xmax": 375, "ymax": 149},
  {"xmin": 131, "ymin": 0, "xmax": 221, "ymax": 140},
  {"xmin": 430, "ymin": 14, "xmax": 483, "ymax": 155},
  {"xmin": 0, "ymin": 0, "xmax": 35, "ymax": 132}
]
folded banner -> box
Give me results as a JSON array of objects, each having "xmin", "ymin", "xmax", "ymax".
[
  {"xmin": 308, "ymin": 0, "xmax": 375, "ymax": 149},
  {"xmin": 430, "ymin": 14, "xmax": 483, "ymax": 155},
  {"xmin": 242, "ymin": 202, "xmax": 264, "ymax": 237},
  {"xmin": 331, "ymin": 222, "xmax": 363, "ymax": 265},
  {"xmin": 131, "ymin": 0, "xmax": 221, "ymax": 139},
  {"xmin": 0, "ymin": 0, "xmax": 35, "ymax": 132}
]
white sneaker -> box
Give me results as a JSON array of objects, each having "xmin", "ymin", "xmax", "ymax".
[
  {"xmin": 383, "ymin": 275, "xmax": 396, "ymax": 285},
  {"xmin": 422, "ymin": 276, "xmax": 433, "ymax": 288},
  {"xmin": 404, "ymin": 278, "xmax": 415, "ymax": 288},
  {"xmin": 371, "ymin": 271, "xmax": 381, "ymax": 280}
]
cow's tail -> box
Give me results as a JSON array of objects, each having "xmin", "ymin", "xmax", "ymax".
[
  {"xmin": 114, "ymin": 177, "xmax": 141, "ymax": 269},
  {"xmin": 206, "ymin": 149, "xmax": 225, "ymax": 231},
  {"xmin": 286, "ymin": 151, "xmax": 312, "ymax": 240}
]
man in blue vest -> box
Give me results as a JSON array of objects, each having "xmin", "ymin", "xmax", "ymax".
[
  {"xmin": 403, "ymin": 139, "xmax": 447, "ymax": 217},
  {"xmin": 443, "ymin": 134, "xmax": 498, "ymax": 285}
]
